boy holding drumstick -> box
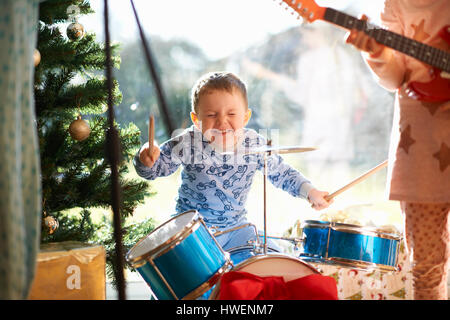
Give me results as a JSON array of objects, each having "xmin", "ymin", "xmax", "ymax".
[{"xmin": 134, "ymin": 71, "xmax": 332, "ymax": 251}]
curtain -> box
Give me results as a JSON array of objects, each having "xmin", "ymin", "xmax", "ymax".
[{"xmin": 0, "ymin": 0, "xmax": 41, "ymax": 299}]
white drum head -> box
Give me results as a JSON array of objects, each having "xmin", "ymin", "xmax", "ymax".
[
  {"xmin": 127, "ymin": 210, "xmax": 198, "ymax": 263},
  {"xmin": 235, "ymin": 254, "xmax": 319, "ymax": 282}
]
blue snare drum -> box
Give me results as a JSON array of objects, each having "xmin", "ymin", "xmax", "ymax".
[
  {"xmin": 228, "ymin": 244, "xmax": 280, "ymax": 266},
  {"xmin": 126, "ymin": 210, "xmax": 232, "ymax": 300},
  {"xmin": 299, "ymin": 220, "xmax": 402, "ymax": 272},
  {"xmin": 229, "ymin": 246, "xmax": 258, "ymax": 265}
]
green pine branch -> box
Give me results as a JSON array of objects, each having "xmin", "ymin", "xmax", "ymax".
[
  {"xmin": 36, "ymin": 0, "xmax": 156, "ymax": 290},
  {"xmin": 36, "ymin": 25, "xmax": 120, "ymax": 75},
  {"xmin": 39, "ymin": 0, "xmax": 93, "ymax": 25}
]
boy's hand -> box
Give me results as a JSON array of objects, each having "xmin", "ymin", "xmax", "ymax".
[
  {"xmin": 139, "ymin": 115, "xmax": 160, "ymax": 168},
  {"xmin": 139, "ymin": 141, "xmax": 160, "ymax": 168},
  {"xmin": 308, "ymin": 188, "xmax": 333, "ymax": 211}
]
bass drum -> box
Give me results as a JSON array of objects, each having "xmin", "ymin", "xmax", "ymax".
[
  {"xmin": 199, "ymin": 245, "xmax": 278, "ymax": 299},
  {"xmin": 208, "ymin": 253, "xmax": 320, "ymax": 299}
]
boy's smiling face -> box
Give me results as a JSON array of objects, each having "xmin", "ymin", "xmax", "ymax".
[{"xmin": 191, "ymin": 89, "xmax": 252, "ymax": 150}]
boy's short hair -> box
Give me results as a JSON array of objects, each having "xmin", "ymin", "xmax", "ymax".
[{"xmin": 191, "ymin": 71, "xmax": 248, "ymax": 113}]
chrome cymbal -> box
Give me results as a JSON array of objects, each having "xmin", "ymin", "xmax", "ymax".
[{"xmin": 222, "ymin": 145, "xmax": 317, "ymax": 155}]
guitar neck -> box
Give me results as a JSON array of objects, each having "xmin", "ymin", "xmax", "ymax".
[{"xmin": 323, "ymin": 7, "xmax": 450, "ymax": 72}]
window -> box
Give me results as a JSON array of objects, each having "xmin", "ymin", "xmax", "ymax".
[{"xmin": 81, "ymin": 0, "xmax": 402, "ymax": 237}]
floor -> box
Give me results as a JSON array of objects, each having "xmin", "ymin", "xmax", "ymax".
[
  {"xmin": 106, "ymin": 272, "xmax": 450, "ymax": 300},
  {"xmin": 106, "ymin": 272, "xmax": 153, "ymax": 300},
  {"xmin": 106, "ymin": 280, "xmax": 152, "ymax": 300}
]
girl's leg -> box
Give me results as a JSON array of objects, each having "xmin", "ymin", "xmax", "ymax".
[{"xmin": 401, "ymin": 201, "xmax": 450, "ymax": 300}]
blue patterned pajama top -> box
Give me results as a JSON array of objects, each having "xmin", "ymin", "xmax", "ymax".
[{"xmin": 134, "ymin": 126, "xmax": 315, "ymax": 230}]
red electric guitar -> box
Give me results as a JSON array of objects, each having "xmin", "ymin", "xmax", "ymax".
[{"xmin": 280, "ymin": 0, "xmax": 450, "ymax": 102}]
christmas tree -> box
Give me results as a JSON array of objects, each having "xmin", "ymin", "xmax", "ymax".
[{"xmin": 34, "ymin": 0, "xmax": 154, "ymax": 286}]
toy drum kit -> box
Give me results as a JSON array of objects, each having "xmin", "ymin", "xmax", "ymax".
[
  {"xmin": 126, "ymin": 145, "xmax": 402, "ymax": 300},
  {"xmin": 299, "ymin": 220, "xmax": 401, "ymax": 272},
  {"xmin": 126, "ymin": 209, "xmax": 231, "ymax": 300}
]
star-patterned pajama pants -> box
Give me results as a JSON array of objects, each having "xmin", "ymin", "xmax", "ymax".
[
  {"xmin": 401, "ymin": 201, "xmax": 450, "ymax": 300},
  {"xmin": 360, "ymin": 0, "xmax": 450, "ymax": 301}
]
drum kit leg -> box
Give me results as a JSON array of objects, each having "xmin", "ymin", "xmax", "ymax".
[{"xmin": 126, "ymin": 145, "xmax": 401, "ymax": 300}]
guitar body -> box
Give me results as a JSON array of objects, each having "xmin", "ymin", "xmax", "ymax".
[
  {"xmin": 406, "ymin": 68, "xmax": 450, "ymax": 102},
  {"xmin": 406, "ymin": 26, "xmax": 450, "ymax": 102}
]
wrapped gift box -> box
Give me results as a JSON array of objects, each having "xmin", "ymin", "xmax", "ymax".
[
  {"xmin": 28, "ymin": 241, "xmax": 106, "ymax": 300},
  {"xmin": 309, "ymin": 241, "xmax": 413, "ymax": 300}
]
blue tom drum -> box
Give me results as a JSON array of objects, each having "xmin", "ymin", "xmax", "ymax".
[
  {"xmin": 299, "ymin": 220, "xmax": 402, "ymax": 272},
  {"xmin": 126, "ymin": 210, "xmax": 232, "ymax": 300},
  {"xmin": 228, "ymin": 244, "xmax": 280, "ymax": 266}
]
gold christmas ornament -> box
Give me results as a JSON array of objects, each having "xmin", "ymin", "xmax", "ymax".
[
  {"xmin": 34, "ymin": 49, "xmax": 41, "ymax": 67},
  {"xmin": 44, "ymin": 216, "xmax": 59, "ymax": 234},
  {"xmin": 67, "ymin": 22, "xmax": 85, "ymax": 41},
  {"xmin": 69, "ymin": 115, "xmax": 91, "ymax": 141}
]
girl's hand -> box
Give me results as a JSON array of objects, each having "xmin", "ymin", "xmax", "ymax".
[{"xmin": 345, "ymin": 14, "xmax": 385, "ymax": 58}]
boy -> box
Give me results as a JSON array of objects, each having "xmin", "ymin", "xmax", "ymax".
[{"xmin": 134, "ymin": 71, "xmax": 332, "ymax": 251}]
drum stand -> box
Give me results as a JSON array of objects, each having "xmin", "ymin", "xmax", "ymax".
[
  {"xmin": 261, "ymin": 140, "xmax": 307, "ymax": 254},
  {"xmin": 216, "ymin": 140, "xmax": 315, "ymax": 255},
  {"xmin": 262, "ymin": 143, "xmax": 269, "ymax": 254}
]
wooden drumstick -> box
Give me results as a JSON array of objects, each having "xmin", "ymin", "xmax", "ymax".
[
  {"xmin": 324, "ymin": 160, "xmax": 388, "ymax": 201},
  {"xmin": 148, "ymin": 115, "xmax": 154, "ymax": 157}
]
